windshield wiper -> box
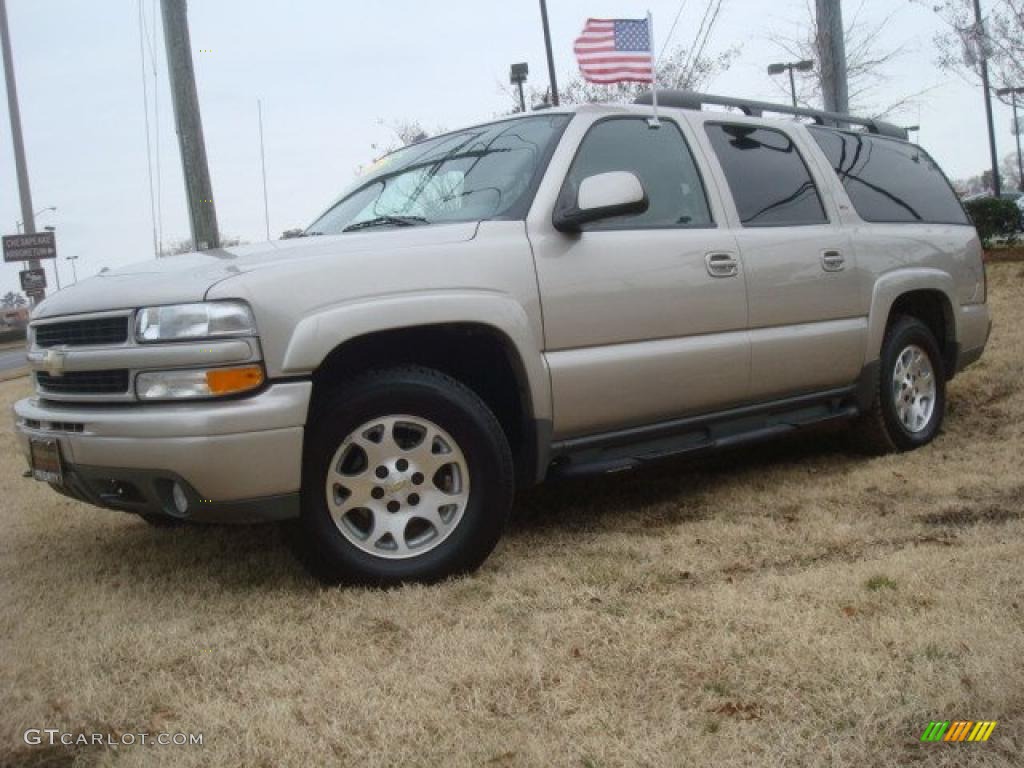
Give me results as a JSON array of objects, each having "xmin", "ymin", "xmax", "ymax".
[{"xmin": 342, "ymin": 215, "xmax": 429, "ymax": 233}]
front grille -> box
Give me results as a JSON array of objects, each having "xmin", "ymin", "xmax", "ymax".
[
  {"xmin": 36, "ymin": 370, "xmax": 131, "ymax": 395},
  {"xmin": 35, "ymin": 317, "xmax": 129, "ymax": 348}
]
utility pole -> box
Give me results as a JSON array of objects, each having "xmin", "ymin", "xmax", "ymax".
[
  {"xmin": 160, "ymin": 0, "xmax": 219, "ymax": 250},
  {"xmin": 0, "ymin": 0, "xmax": 44, "ymax": 302},
  {"xmin": 971, "ymin": 0, "xmax": 1000, "ymax": 196},
  {"xmin": 997, "ymin": 87, "xmax": 1024, "ymax": 192},
  {"xmin": 815, "ymin": 0, "xmax": 848, "ymax": 114},
  {"xmin": 538, "ymin": 0, "xmax": 559, "ymax": 106}
]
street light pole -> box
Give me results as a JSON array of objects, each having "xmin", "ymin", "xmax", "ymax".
[
  {"xmin": 997, "ymin": 87, "xmax": 1024, "ymax": 192},
  {"xmin": 66, "ymin": 255, "xmax": 79, "ymax": 285},
  {"xmin": 44, "ymin": 225, "xmax": 59, "ymax": 291},
  {"xmin": 16, "ymin": 205, "xmax": 55, "ymax": 233},
  {"xmin": 538, "ymin": 0, "xmax": 559, "ymax": 106},
  {"xmin": 767, "ymin": 60, "xmax": 814, "ymax": 109},
  {"xmin": 510, "ymin": 62, "xmax": 529, "ymax": 113}
]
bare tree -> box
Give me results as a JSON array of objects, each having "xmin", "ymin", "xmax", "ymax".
[
  {"xmin": 924, "ymin": 0, "xmax": 1024, "ymax": 104},
  {"xmin": 2, "ymin": 291, "xmax": 27, "ymax": 308},
  {"xmin": 768, "ymin": 0, "xmax": 928, "ymax": 119},
  {"xmin": 356, "ymin": 118, "xmax": 441, "ymax": 178},
  {"xmin": 368, "ymin": 119, "xmax": 437, "ymax": 159}
]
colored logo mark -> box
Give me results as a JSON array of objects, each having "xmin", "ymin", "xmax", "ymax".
[{"xmin": 920, "ymin": 721, "xmax": 997, "ymax": 742}]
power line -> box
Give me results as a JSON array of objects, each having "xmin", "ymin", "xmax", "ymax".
[
  {"xmin": 138, "ymin": 0, "xmax": 159, "ymax": 257},
  {"xmin": 690, "ymin": 0, "xmax": 724, "ymax": 75},
  {"xmin": 680, "ymin": 0, "xmax": 717, "ymax": 83},
  {"xmin": 658, "ymin": 0, "xmax": 689, "ymax": 63},
  {"xmin": 258, "ymin": 99, "xmax": 270, "ymax": 241},
  {"xmin": 151, "ymin": 0, "xmax": 163, "ymax": 256}
]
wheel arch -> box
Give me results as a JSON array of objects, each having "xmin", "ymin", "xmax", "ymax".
[
  {"xmin": 286, "ymin": 295, "xmax": 551, "ymax": 486},
  {"xmin": 867, "ymin": 270, "xmax": 959, "ymax": 377}
]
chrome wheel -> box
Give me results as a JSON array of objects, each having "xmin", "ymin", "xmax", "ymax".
[
  {"xmin": 325, "ymin": 415, "xmax": 470, "ymax": 559},
  {"xmin": 891, "ymin": 344, "xmax": 936, "ymax": 434}
]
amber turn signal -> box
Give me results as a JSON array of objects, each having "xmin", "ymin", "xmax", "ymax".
[{"xmin": 205, "ymin": 365, "xmax": 265, "ymax": 395}]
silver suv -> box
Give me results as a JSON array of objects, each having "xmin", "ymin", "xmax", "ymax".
[{"xmin": 12, "ymin": 92, "xmax": 991, "ymax": 584}]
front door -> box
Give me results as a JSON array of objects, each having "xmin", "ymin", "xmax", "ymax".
[{"xmin": 528, "ymin": 114, "xmax": 750, "ymax": 440}]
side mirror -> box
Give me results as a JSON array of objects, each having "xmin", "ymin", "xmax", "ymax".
[{"xmin": 553, "ymin": 171, "xmax": 649, "ymax": 233}]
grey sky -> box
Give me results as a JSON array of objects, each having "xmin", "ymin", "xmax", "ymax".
[{"xmin": 0, "ymin": 0, "xmax": 1016, "ymax": 299}]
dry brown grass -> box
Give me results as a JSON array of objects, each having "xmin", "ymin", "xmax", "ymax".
[{"xmin": 2, "ymin": 264, "xmax": 1024, "ymax": 768}]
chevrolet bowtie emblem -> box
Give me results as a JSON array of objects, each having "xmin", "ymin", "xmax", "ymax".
[{"xmin": 42, "ymin": 349, "xmax": 67, "ymax": 377}]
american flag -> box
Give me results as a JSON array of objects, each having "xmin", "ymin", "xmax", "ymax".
[{"xmin": 574, "ymin": 18, "xmax": 654, "ymax": 84}]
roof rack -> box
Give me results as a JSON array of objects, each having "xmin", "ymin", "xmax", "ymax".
[{"xmin": 634, "ymin": 90, "xmax": 908, "ymax": 140}]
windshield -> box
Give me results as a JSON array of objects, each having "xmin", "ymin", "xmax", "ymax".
[{"xmin": 307, "ymin": 114, "xmax": 570, "ymax": 235}]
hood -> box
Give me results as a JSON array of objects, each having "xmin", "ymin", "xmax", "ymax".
[{"xmin": 30, "ymin": 223, "xmax": 479, "ymax": 320}]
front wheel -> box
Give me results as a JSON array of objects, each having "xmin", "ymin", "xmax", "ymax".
[
  {"xmin": 853, "ymin": 315, "xmax": 946, "ymax": 454},
  {"xmin": 295, "ymin": 366, "xmax": 514, "ymax": 586}
]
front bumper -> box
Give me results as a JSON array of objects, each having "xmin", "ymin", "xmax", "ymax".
[{"xmin": 12, "ymin": 382, "xmax": 311, "ymax": 523}]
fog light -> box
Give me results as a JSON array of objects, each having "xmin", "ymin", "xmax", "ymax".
[{"xmin": 171, "ymin": 482, "xmax": 189, "ymax": 515}]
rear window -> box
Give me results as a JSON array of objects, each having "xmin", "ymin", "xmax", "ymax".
[
  {"xmin": 705, "ymin": 124, "xmax": 828, "ymax": 227},
  {"xmin": 808, "ymin": 128, "xmax": 969, "ymax": 225}
]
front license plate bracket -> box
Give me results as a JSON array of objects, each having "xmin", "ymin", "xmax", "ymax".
[{"xmin": 29, "ymin": 438, "xmax": 64, "ymax": 486}]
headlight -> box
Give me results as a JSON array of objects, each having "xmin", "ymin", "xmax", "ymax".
[
  {"xmin": 136, "ymin": 365, "xmax": 265, "ymax": 400},
  {"xmin": 136, "ymin": 301, "xmax": 256, "ymax": 343}
]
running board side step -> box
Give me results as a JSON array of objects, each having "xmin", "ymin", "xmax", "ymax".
[{"xmin": 549, "ymin": 388, "xmax": 859, "ymax": 479}]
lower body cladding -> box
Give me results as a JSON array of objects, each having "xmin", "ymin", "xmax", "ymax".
[{"xmin": 11, "ymin": 382, "xmax": 311, "ymax": 523}]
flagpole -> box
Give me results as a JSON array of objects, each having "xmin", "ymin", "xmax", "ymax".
[{"xmin": 647, "ymin": 11, "xmax": 660, "ymax": 127}]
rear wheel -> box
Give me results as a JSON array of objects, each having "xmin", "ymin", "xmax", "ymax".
[
  {"xmin": 295, "ymin": 366, "xmax": 514, "ymax": 585},
  {"xmin": 853, "ymin": 316, "xmax": 946, "ymax": 454},
  {"xmin": 138, "ymin": 514, "xmax": 189, "ymax": 528}
]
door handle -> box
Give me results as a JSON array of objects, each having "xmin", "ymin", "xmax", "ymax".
[
  {"xmin": 705, "ymin": 252, "xmax": 740, "ymax": 278},
  {"xmin": 821, "ymin": 250, "xmax": 846, "ymax": 272}
]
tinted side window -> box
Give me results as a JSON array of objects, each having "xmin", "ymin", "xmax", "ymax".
[
  {"xmin": 564, "ymin": 118, "xmax": 713, "ymax": 229},
  {"xmin": 705, "ymin": 124, "xmax": 828, "ymax": 227},
  {"xmin": 808, "ymin": 128, "xmax": 969, "ymax": 225}
]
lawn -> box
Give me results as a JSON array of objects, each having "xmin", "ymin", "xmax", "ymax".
[{"xmin": 2, "ymin": 264, "xmax": 1022, "ymax": 768}]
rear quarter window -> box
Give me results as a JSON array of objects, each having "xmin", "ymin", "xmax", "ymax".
[
  {"xmin": 704, "ymin": 123, "xmax": 828, "ymax": 227},
  {"xmin": 808, "ymin": 127, "xmax": 969, "ymax": 225}
]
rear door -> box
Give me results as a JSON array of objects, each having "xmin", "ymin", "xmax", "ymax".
[
  {"xmin": 527, "ymin": 113, "xmax": 750, "ymax": 440},
  {"xmin": 700, "ymin": 120, "xmax": 866, "ymax": 401}
]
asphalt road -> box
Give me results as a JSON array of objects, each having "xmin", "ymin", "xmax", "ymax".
[{"xmin": 0, "ymin": 346, "xmax": 28, "ymax": 374}]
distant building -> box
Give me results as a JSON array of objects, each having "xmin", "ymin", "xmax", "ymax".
[{"xmin": 1, "ymin": 307, "xmax": 30, "ymax": 328}]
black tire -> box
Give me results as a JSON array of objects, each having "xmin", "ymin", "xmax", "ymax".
[
  {"xmin": 138, "ymin": 513, "xmax": 189, "ymax": 528},
  {"xmin": 853, "ymin": 315, "xmax": 946, "ymax": 454},
  {"xmin": 295, "ymin": 366, "xmax": 514, "ymax": 586}
]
